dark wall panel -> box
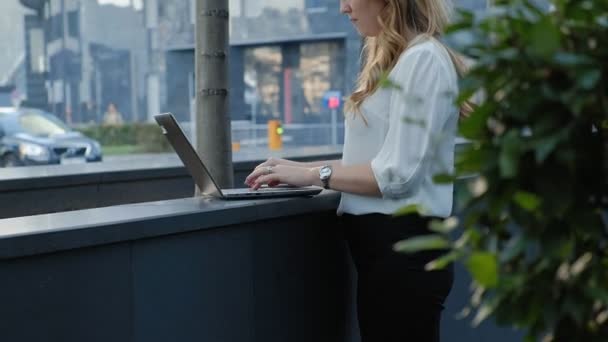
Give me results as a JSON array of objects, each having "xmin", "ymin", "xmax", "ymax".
[
  {"xmin": 132, "ymin": 225, "xmax": 255, "ymax": 342},
  {"xmin": 249, "ymin": 212, "xmax": 349, "ymax": 342},
  {"xmin": 0, "ymin": 243, "xmax": 132, "ymax": 342}
]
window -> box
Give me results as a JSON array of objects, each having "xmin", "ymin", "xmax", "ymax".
[
  {"xmin": 244, "ymin": 46, "xmax": 283, "ymax": 121},
  {"xmin": 0, "ymin": 0, "xmax": 486, "ymax": 172},
  {"xmin": 18, "ymin": 111, "xmax": 70, "ymax": 136}
]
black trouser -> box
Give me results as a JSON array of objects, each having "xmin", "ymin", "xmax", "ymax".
[{"xmin": 341, "ymin": 213, "xmax": 454, "ymax": 342}]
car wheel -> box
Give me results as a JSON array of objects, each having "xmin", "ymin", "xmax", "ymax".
[{"xmin": 0, "ymin": 153, "xmax": 21, "ymax": 167}]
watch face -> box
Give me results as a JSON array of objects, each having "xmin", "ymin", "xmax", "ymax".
[{"xmin": 320, "ymin": 166, "xmax": 332, "ymax": 179}]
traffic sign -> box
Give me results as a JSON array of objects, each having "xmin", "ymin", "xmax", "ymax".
[{"xmin": 322, "ymin": 91, "xmax": 341, "ymax": 110}]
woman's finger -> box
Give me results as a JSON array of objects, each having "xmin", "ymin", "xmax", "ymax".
[
  {"xmin": 245, "ymin": 169, "xmax": 265, "ymax": 185},
  {"xmin": 254, "ymin": 158, "xmax": 275, "ymax": 170},
  {"xmin": 246, "ymin": 164, "xmax": 277, "ymax": 186},
  {"xmin": 245, "ymin": 169, "xmax": 262, "ymax": 185},
  {"xmin": 253, "ymin": 174, "xmax": 281, "ymax": 190}
]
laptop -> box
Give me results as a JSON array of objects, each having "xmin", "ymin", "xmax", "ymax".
[{"xmin": 154, "ymin": 113, "xmax": 322, "ymax": 200}]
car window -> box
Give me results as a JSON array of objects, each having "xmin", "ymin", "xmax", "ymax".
[
  {"xmin": 18, "ymin": 112, "xmax": 70, "ymax": 136},
  {"xmin": 0, "ymin": 113, "xmax": 19, "ymax": 135}
]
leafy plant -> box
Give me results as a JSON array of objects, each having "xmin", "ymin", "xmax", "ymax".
[{"xmin": 395, "ymin": 0, "xmax": 608, "ymax": 340}]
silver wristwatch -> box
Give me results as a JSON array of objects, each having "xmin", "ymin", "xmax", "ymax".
[{"xmin": 319, "ymin": 165, "xmax": 333, "ymax": 190}]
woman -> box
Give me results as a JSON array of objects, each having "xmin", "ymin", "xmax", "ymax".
[{"xmin": 246, "ymin": 0, "xmax": 467, "ymax": 340}]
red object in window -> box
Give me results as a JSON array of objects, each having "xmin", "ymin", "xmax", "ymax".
[{"xmin": 328, "ymin": 96, "xmax": 340, "ymax": 110}]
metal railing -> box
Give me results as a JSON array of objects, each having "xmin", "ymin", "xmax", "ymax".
[{"xmin": 180, "ymin": 121, "xmax": 346, "ymax": 148}]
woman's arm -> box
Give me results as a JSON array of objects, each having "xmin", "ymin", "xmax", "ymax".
[
  {"xmin": 300, "ymin": 159, "xmax": 342, "ymax": 168},
  {"xmin": 245, "ymin": 161, "xmax": 382, "ymax": 197},
  {"xmin": 309, "ymin": 163, "xmax": 382, "ymax": 197},
  {"xmin": 253, "ymin": 157, "xmax": 341, "ymax": 169}
]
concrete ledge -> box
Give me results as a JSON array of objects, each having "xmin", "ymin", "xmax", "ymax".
[
  {"xmin": 0, "ymin": 150, "xmax": 342, "ymax": 219},
  {"xmin": 0, "ymin": 190, "xmax": 340, "ymax": 260}
]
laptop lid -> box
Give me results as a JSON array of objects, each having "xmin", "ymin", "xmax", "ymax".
[
  {"xmin": 155, "ymin": 113, "xmax": 323, "ymax": 200},
  {"xmin": 154, "ymin": 113, "xmax": 224, "ymax": 197}
]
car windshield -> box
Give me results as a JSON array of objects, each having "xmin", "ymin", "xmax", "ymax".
[{"xmin": 17, "ymin": 111, "xmax": 70, "ymax": 136}]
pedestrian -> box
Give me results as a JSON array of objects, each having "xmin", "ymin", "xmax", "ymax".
[
  {"xmin": 103, "ymin": 102, "xmax": 124, "ymax": 126},
  {"xmin": 245, "ymin": 1, "xmax": 469, "ymax": 340}
]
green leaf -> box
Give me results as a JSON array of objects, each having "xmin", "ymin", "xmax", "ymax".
[
  {"xmin": 378, "ymin": 72, "xmax": 401, "ymax": 90},
  {"xmin": 393, "ymin": 204, "xmax": 428, "ymax": 217},
  {"xmin": 584, "ymin": 285, "xmax": 608, "ymax": 304},
  {"xmin": 472, "ymin": 301, "xmax": 497, "ymax": 327},
  {"xmin": 513, "ymin": 191, "xmax": 541, "ymax": 211},
  {"xmin": 393, "ymin": 235, "xmax": 450, "ymax": 254},
  {"xmin": 401, "ymin": 116, "xmax": 426, "ymax": 128},
  {"xmin": 429, "ymin": 217, "xmax": 460, "ymax": 234},
  {"xmin": 466, "ymin": 252, "xmax": 499, "ymax": 288},
  {"xmin": 456, "ymin": 145, "xmax": 496, "ymax": 174},
  {"xmin": 534, "ymin": 134, "xmax": 561, "ymax": 163},
  {"xmin": 459, "ymin": 102, "xmax": 492, "ymax": 140},
  {"xmin": 499, "ymin": 130, "xmax": 521, "ymax": 178},
  {"xmin": 425, "ymin": 250, "xmax": 461, "ymax": 271},
  {"xmin": 527, "ymin": 16, "xmax": 560, "ymax": 58},
  {"xmin": 544, "ymin": 236, "xmax": 574, "ymax": 259},
  {"xmin": 433, "ymin": 173, "xmax": 456, "ymax": 184}
]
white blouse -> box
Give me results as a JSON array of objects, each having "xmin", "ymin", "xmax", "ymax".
[{"xmin": 337, "ymin": 37, "xmax": 459, "ymax": 218}]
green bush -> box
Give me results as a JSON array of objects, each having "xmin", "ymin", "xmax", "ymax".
[
  {"xmin": 396, "ymin": 1, "xmax": 607, "ymax": 341},
  {"xmin": 76, "ymin": 123, "xmax": 171, "ymax": 153},
  {"xmin": 134, "ymin": 124, "xmax": 172, "ymax": 153},
  {"xmin": 76, "ymin": 124, "xmax": 137, "ymax": 146}
]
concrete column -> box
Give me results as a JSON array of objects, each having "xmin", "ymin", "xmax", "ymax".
[{"xmin": 195, "ymin": 0, "xmax": 233, "ymax": 189}]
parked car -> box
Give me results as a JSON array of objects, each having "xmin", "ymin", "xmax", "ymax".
[{"xmin": 0, "ymin": 107, "xmax": 102, "ymax": 167}]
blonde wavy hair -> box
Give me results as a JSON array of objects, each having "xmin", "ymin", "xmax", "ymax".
[{"xmin": 345, "ymin": 0, "xmax": 472, "ymax": 120}]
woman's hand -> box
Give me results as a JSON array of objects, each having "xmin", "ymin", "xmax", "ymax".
[
  {"xmin": 254, "ymin": 157, "xmax": 303, "ymax": 169},
  {"xmin": 245, "ymin": 164, "xmax": 319, "ymax": 190}
]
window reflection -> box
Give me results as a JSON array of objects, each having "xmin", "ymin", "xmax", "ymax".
[
  {"xmin": 244, "ymin": 47, "xmax": 282, "ymax": 121},
  {"xmin": 28, "ymin": 29, "xmax": 46, "ymax": 74},
  {"xmin": 243, "ymin": 41, "xmax": 343, "ymax": 126},
  {"xmin": 237, "ymin": 40, "xmax": 345, "ymax": 147},
  {"xmin": 300, "ymin": 42, "xmax": 339, "ymax": 120}
]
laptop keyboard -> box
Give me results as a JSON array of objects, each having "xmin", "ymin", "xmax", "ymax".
[{"xmin": 222, "ymin": 186, "xmax": 307, "ymax": 196}]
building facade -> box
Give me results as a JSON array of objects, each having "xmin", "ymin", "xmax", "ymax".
[
  {"xmin": 18, "ymin": 0, "xmax": 489, "ymax": 130},
  {"xmin": 158, "ymin": 0, "xmax": 488, "ymax": 125},
  {"xmin": 19, "ymin": 0, "xmax": 148, "ymax": 124},
  {"xmin": 156, "ymin": 0, "xmax": 361, "ymax": 129}
]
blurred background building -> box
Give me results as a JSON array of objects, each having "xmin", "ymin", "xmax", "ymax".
[
  {"xmin": 158, "ymin": 0, "xmax": 360, "ymax": 129},
  {"xmin": 8, "ymin": 0, "xmax": 488, "ymax": 129},
  {"xmin": 17, "ymin": 0, "xmax": 147, "ymax": 124}
]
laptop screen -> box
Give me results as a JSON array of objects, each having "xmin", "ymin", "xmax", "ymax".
[{"xmin": 154, "ymin": 113, "xmax": 223, "ymax": 197}]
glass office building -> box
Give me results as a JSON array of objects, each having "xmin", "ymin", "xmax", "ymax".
[
  {"xmin": 16, "ymin": 0, "xmax": 488, "ymax": 147},
  {"xmin": 160, "ymin": 0, "xmax": 360, "ymax": 134},
  {"xmin": 19, "ymin": 0, "xmax": 148, "ymax": 124}
]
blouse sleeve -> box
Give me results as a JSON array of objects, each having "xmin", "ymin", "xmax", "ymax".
[{"xmin": 370, "ymin": 47, "xmax": 455, "ymax": 199}]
